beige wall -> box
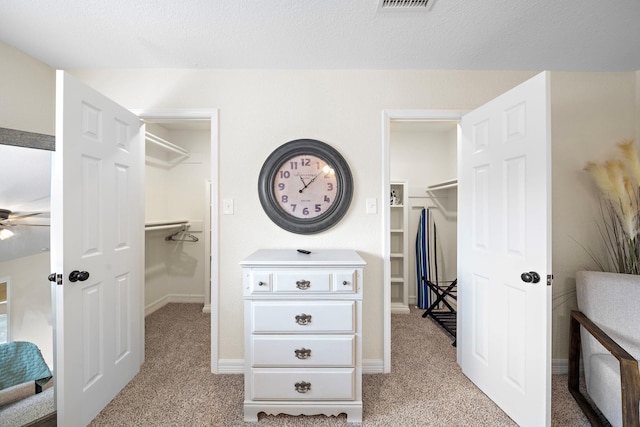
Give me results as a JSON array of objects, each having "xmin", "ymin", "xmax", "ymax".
[
  {"xmin": 550, "ymin": 72, "xmax": 637, "ymax": 359},
  {"xmin": 0, "ymin": 42, "xmax": 55, "ymax": 134},
  {"xmin": 2, "ymin": 39, "xmax": 637, "ymax": 364}
]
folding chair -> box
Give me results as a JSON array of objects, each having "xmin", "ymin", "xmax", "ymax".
[{"xmin": 421, "ymin": 278, "xmax": 457, "ymax": 346}]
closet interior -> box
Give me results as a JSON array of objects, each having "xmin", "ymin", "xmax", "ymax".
[
  {"xmin": 144, "ymin": 120, "xmax": 212, "ymax": 315},
  {"xmin": 389, "ymin": 120, "xmax": 458, "ymax": 317}
]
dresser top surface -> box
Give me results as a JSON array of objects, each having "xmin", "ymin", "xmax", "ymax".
[{"xmin": 241, "ymin": 249, "xmax": 366, "ymax": 267}]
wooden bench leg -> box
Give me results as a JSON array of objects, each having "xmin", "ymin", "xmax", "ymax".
[{"xmin": 568, "ymin": 311, "xmax": 603, "ymax": 426}]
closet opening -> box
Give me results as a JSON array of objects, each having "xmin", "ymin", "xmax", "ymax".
[
  {"xmin": 383, "ymin": 112, "xmax": 462, "ymax": 372},
  {"xmin": 143, "ymin": 118, "xmax": 213, "ymax": 317}
]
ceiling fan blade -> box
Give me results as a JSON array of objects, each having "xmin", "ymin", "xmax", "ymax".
[{"xmin": 9, "ymin": 212, "xmax": 42, "ymax": 220}]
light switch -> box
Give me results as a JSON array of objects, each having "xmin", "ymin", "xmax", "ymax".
[
  {"xmin": 223, "ymin": 198, "xmax": 234, "ymax": 215},
  {"xmin": 366, "ymin": 198, "xmax": 377, "ymax": 215}
]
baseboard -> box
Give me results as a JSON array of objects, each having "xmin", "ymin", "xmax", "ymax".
[
  {"xmin": 390, "ymin": 302, "xmax": 410, "ymax": 314},
  {"xmin": 145, "ymin": 294, "xmax": 205, "ymax": 317},
  {"xmin": 202, "ymin": 303, "xmax": 211, "ymax": 314},
  {"xmin": 363, "ymin": 359, "xmax": 384, "ymax": 374},
  {"xmin": 217, "ymin": 359, "xmax": 244, "ymax": 374},
  {"xmin": 553, "ymin": 358, "xmax": 568, "ymax": 375}
]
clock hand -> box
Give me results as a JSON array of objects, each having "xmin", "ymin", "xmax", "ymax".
[
  {"xmin": 299, "ymin": 171, "xmax": 324, "ymax": 193},
  {"xmin": 298, "ymin": 175, "xmax": 308, "ymax": 193}
]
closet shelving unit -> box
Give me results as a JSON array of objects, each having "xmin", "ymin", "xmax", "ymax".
[
  {"xmin": 145, "ymin": 130, "xmax": 190, "ymax": 167},
  {"xmin": 390, "ymin": 181, "xmax": 409, "ymax": 314},
  {"xmin": 427, "ymin": 178, "xmax": 457, "ymax": 191}
]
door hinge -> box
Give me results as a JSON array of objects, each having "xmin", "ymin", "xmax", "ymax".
[{"xmin": 547, "ymin": 274, "xmax": 553, "ymax": 286}]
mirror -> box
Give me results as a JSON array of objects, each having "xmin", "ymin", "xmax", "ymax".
[{"xmin": 0, "ymin": 138, "xmax": 55, "ymax": 425}]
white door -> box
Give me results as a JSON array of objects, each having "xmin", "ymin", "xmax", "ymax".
[
  {"xmin": 458, "ymin": 71, "xmax": 551, "ymax": 427},
  {"xmin": 51, "ymin": 71, "xmax": 144, "ymax": 426}
]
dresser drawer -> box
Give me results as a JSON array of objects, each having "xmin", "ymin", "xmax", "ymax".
[
  {"xmin": 246, "ymin": 268, "xmax": 359, "ymax": 295},
  {"xmin": 250, "ymin": 301, "xmax": 355, "ymax": 333},
  {"xmin": 274, "ymin": 271, "xmax": 331, "ymax": 292},
  {"xmin": 251, "ymin": 335, "xmax": 355, "ymax": 367},
  {"xmin": 250, "ymin": 368, "xmax": 355, "ymax": 401}
]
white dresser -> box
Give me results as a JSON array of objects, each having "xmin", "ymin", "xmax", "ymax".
[{"xmin": 241, "ymin": 249, "xmax": 366, "ymax": 423}]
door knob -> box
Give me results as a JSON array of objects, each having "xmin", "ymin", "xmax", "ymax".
[
  {"xmin": 69, "ymin": 270, "xmax": 90, "ymax": 282},
  {"xmin": 521, "ymin": 271, "xmax": 540, "ymax": 283}
]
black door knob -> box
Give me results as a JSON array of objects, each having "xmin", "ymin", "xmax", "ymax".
[
  {"xmin": 69, "ymin": 270, "xmax": 90, "ymax": 282},
  {"xmin": 48, "ymin": 273, "xmax": 57, "ymax": 282},
  {"xmin": 521, "ymin": 271, "xmax": 540, "ymax": 283}
]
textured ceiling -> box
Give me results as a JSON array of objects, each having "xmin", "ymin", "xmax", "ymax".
[{"xmin": 1, "ymin": 0, "xmax": 639, "ymax": 71}]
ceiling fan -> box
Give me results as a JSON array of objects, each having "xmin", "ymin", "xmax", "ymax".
[{"xmin": 0, "ymin": 208, "xmax": 50, "ymax": 240}]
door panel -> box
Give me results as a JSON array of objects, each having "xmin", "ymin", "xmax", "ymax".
[
  {"xmin": 458, "ymin": 71, "xmax": 551, "ymax": 427},
  {"xmin": 52, "ymin": 70, "xmax": 144, "ymax": 426}
]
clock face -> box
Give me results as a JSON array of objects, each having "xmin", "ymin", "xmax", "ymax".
[
  {"xmin": 258, "ymin": 139, "xmax": 353, "ymax": 234},
  {"xmin": 272, "ymin": 154, "xmax": 338, "ymax": 219}
]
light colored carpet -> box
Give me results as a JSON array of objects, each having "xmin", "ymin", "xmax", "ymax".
[
  {"xmin": 87, "ymin": 303, "xmax": 595, "ymax": 426},
  {"xmin": 0, "ymin": 382, "xmax": 55, "ymax": 427}
]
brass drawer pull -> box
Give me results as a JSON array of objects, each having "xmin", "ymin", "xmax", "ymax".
[
  {"xmin": 294, "ymin": 381, "xmax": 311, "ymax": 393},
  {"xmin": 296, "ymin": 279, "xmax": 311, "ymax": 290},
  {"xmin": 295, "ymin": 313, "xmax": 312, "ymax": 325},
  {"xmin": 294, "ymin": 347, "xmax": 312, "ymax": 360}
]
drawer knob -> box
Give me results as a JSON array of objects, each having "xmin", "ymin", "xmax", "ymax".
[
  {"xmin": 343, "ymin": 280, "xmax": 349, "ymax": 286},
  {"xmin": 294, "ymin": 347, "xmax": 312, "ymax": 360},
  {"xmin": 294, "ymin": 381, "xmax": 311, "ymax": 393},
  {"xmin": 296, "ymin": 279, "xmax": 311, "ymax": 290},
  {"xmin": 258, "ymin": 281, "xmax": 267, "ymax": 286},
  {"xmin": 295, "ymin": 313, "xmax": 312, "ymax": 325}
]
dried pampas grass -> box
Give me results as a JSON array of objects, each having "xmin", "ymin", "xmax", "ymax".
[{"xmin": 584, "ymin": 139, "xmax": 640, "ymax": 275}]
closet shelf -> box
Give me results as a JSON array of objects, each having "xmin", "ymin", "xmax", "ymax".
[
  {"xmin": 145, "ymin": 131, "xmax": 190, "ymax": 167},
  {"xmin": 145, "ymin": 220, "xmax": 189, "ymax": 231},
  {"xmin": 427, "ymin": 179, "xmax": 457, "ymax": 191}
]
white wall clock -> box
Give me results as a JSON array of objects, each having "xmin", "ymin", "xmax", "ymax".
[{"xmin": 258, "ymin": 139, "xmax": 353, "ymax": 234}]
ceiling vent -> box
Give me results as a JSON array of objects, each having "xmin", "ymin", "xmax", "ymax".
[{"xmin": 377, "ymin": 0, "xmax": 434, "ymax": 12}]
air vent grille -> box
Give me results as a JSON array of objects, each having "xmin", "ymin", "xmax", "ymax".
[{"xmin": 379, "ymin": 0, "xmax": 432, "ymax": 10}]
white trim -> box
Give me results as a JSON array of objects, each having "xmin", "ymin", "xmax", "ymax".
[
  {"xmin": 552, "ymin": 358, "xmax": 569, "ymax": 375},
  {"xmin": 0, "ymin": 276, "xmax": 9, "ymax": 344},
  {"xmin": 144, "ymin": 294, "xmax": 205, "ymax": 317},
  {"xmin": 132, "ymin": 108, "xmax": 220, "ymax": 374},
  {"xmin": 362, "ymin": 358, "xmax": 385, "ymax": 374},
  {"xmin": 217, "ymin": 359, "xmax": 245, "ymax": 374},
  {"xmin": 382, "ymin": 109, "xmax": 467, "ymax": 374}
]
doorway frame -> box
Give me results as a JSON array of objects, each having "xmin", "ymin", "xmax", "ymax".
[
  {"xmin": 0, "ymin": 276, "xmax": 10, "ymax": 343},
  {"xmin": 382, "ymin": 109, "xmax": 465, "ymax": 373},
  {"xmin": 132, "ymin": 108, "xmax": 220, "ymax": 373}
]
